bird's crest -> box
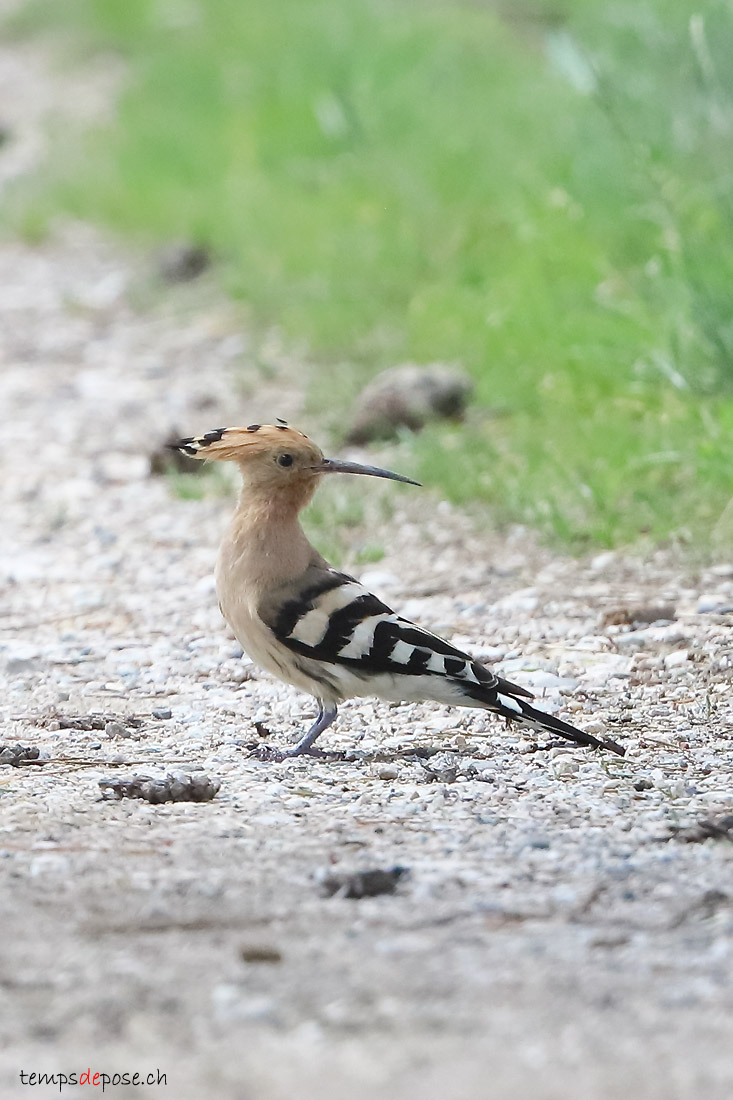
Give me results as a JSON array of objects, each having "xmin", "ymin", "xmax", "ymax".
[{"xmin": 168, "ymin": 423, "xmax": 320, "ymax": 463}]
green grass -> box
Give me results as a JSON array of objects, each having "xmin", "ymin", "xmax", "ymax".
[{"xmin": 10, "ymin": 0, "xmax": 733, "ymax": 547}]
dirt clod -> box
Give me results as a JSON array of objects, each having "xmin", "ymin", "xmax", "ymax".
[
  {"xmin": 98, "ymin": 771, "xmax": 221, "ymax": 803},
  {"xmin": 601, "ymin": 605, "xmax": 677, "ymax": 627},
  {"xmin": 345, "ymin": 364, "xmax": 473, "ymax": 443},
  {"xmin": 37, "ymin": 711, "xmax": 145, "ymax": 732},
  {"xmin": 240, "ymin": 945, "xmax": 283, "ymax": 964},
  {"xmin": 670, "ymin": 814, "xmax": 733, "ymax": 843},
  {"xmin": 319, "ymin": 866, "xmax": 409, "ymax": 899},
  {"xmin": 156, "ymin": 240, "xmax": 211, "ymax": 283}
]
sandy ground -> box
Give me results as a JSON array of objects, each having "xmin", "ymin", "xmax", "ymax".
[{"xmin": 1, "ymin": 18, "xmax": 733, "ymax": 1100}]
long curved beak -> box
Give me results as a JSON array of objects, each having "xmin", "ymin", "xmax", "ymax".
[{"xmin": 316, "ymin": 457, "xmax": 420, "ymax": 486}]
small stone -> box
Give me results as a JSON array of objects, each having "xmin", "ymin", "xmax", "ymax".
[
  {"xmin": 104, "ymin": 720, "xmax": 132, "ymax": 739},
  {"xmin": 377, "ymin": 764, "xmax": 399, "ymax": 781},
  {"xmin": 590, "ymin": 551, "xmax": 616, "ymax": 572},
  {"xmin": 525, "ymin": 671, "xmax": 577, "ymax": 692},
  {"xmin": 0, "ymin": 744, "xmax": 42, "ymax": 767},
  {"xmin": 614, "ymin": 630, "xmax": 649, "ymax": 651},
  {"xmin": 152, "ymin": 708, "xmax": 172, "ymax": 720},
  {"xmin": 494, "ymin": 589, "xmax": 539, "ymax": 613},
  {"xmin": 552, "ymin": 756, "xmax": 580, "ymax": 776},
  {"xmin": 230, "ymin": 665, "xmax": 253, "ymax": 683},
  {"xmin": 5, "ymin": 647, "xmax": 42, "ymax": 674},
  {"xmin": 422, "ymin": 754, "xmax": 459, "ymax": 783},
  {"xmin": 697, "ymin": 595, "xmax": 733, "ymax": 614}
]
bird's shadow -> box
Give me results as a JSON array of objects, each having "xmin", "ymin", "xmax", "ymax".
[
  {"xmin": 247, "ymin": 736, "xmax": 594, "ymax": 765},
  {"xmin": 248, "ymin": 741, "xmax": 444, "ymax": 764}
]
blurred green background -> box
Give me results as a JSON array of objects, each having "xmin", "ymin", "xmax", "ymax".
[{"xmin": 10, "ymin": 0, "xmax": 733, "ymax": 549}]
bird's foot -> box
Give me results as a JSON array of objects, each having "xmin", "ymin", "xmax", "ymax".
[
  {"xmin": 250, "ymin": 706, "xmax": 341, "ymax": 762},
  {"xmin": 250, "ymin": 743, "xmax": 288, "ymax": 762},
  {"xmin": 250, "ymin": 743, "xmax": 344, "ymax": 762}
]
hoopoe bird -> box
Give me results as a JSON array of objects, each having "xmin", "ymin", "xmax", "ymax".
[{"xmin": 170, "ymin": 424, "xmax": 625, "ymax": 759}]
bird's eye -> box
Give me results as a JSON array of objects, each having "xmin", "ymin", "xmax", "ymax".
[{"xmin": 277, "ymin": 453, "xmax": 294, "ymax": 468}]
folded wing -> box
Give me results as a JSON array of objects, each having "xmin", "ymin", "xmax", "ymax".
[{"xmin": 260, "ymin": 567, "xmax": 532, "ymax": 701}]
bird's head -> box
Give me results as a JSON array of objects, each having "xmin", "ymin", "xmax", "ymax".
[{"xmin": 168, "ymin": 423, "xmax": 418, "ymax": 511}]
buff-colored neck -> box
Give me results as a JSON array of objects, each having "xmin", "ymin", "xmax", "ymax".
[{"xmin": 216, "ymin": 477, "xmax": 323, "ymax": 595}]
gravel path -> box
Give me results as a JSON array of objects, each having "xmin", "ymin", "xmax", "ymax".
[{"xmin": 1, "ymin": 23, "xmax": 733, "ymax": 1100}]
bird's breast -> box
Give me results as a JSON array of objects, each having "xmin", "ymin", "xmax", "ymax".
[{"xmin": 214, "ymin": 537, "xmax": 342, "ymax": 701}]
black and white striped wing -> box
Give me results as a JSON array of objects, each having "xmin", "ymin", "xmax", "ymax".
[
  {"xmin": 261, "ymin": 568, "xmax": 529, "ymax": 699},
  {"xmin": 259, "ymin": 567, "xmax": 625, "ymax": 755}
]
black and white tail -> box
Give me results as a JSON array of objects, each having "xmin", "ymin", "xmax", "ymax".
[{"xmin": 489, "ymin": 687, "xmax": 625, "ymax": 755}]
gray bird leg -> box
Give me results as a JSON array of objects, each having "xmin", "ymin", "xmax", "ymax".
[{"xmin": 282, "ymin": 704, "xmax": 338, "ymax": 757}]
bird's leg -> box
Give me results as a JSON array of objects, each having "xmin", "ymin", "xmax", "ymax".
[
  {"xmin": 253, "ymin": 704, "xmax": 338, "ymax": 761},
  {"xmin": 282, "ymin": 704, "xmax": 338, "ymax": 757}
]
